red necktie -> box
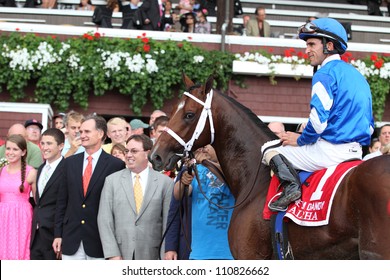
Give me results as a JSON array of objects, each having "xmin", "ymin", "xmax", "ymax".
[{"xmin": 83, "ymin": 156, "xmax": 93, "ymax": 196}]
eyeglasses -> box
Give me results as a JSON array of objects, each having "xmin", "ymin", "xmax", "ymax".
[{"xmin": 125, "ymin": 149, "xmax": 145, "ymax": 155}]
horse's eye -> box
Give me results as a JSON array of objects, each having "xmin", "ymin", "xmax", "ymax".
[{"xmin": 184, "ymin": 112, "xmax": 195, "ymax": 120}]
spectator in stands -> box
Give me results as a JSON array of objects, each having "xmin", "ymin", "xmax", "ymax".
[
  {"xmin": 23, "ymin": 0, "xmax": 38, "ymax": 8},
  {"xmin": 130, "ymin": 119, "xmax": 149, "ymax": 135},
  {"xmin": 198, "ymin": 0, "xmax": 216, "ymax": 16},
  {"xmin": 246, "ymin": 6, "xmax": 271, "ymax": 37},
  {"xmin": 160, "ymin": 0, "xmax": 180, "ymax": 31},
  {"xmin": 25, "ymin": 119, "xmax": 43, "ymax": 148},
  {"xmin": 0, "ymin": 123, "xmax": 43, "ymax": 169},
  {"xmin": 386, "ymin": 0, "xmax": 390, "ymax": 16},
  {"xmin": 77, "ymin": 0, "xmax": 94, "ymax": 11},
  {"xmin": 102, "ymin": 117, "xmax": 128, "ymax": 154},
  {"xmin": 140, "ymin": 0, "xmax": 161, "ymax": 31},
  {"xmin": 195, "ymin": 8, "xmax": 211, "ymax": 34},
  {"xmin": 96, "ymin": 0, "xmax": 119, "ymax": 28},
  {"xmin": 0, "ymin": 0, "xmax": 16, "ymax": 7},
  {"xmin": 235, "ymin": 14, "xmax": 251, "ymax": 36},
  {"xmin": 367, "ymin": 0, "xmax": 383, "ymax": 16},
  {"xmin": 41, "ymin": 0, "xmax": 56, "ymax": 9},
  {"xmin": 177, "ymin": 0, "xmax": 194, "ymax": 15},
  {"xmin": 180, "ymin": 12, "xmax": 197, "ymax": 33},
  {"xmin": 118, "ymin": 0, "xmax": 143, "ymax": 29},
  {"xmin": 61, "ymin": 110, "xmax": 85, "ymax": 158}
]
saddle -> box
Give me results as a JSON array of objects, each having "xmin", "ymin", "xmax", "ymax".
[{"xmin": 264, "ymin": 160, "xmax": 362, "ymax": 225}]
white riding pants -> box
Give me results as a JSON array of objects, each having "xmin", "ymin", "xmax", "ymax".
[{"xmin": 262, "ymin": 138, "xmax": 362, "ymax": 172}]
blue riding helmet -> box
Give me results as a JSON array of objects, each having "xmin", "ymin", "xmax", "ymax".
[{"xmin": 298, "ymin": 18, "xmax": 348, "ymax": 54}]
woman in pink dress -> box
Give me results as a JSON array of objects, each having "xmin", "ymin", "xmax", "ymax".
[{"xmin": 0, "ymin": 134, "xmax": 37, "ymax": 260}]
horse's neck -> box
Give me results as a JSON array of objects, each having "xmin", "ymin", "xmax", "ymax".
[{"xmin": 212, "ymin": 94, "xmax": 271, "ymax": 198}]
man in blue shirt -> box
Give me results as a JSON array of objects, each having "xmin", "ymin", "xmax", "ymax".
[{"xmin": 262, "ymin": 18, "xmax": 374, "ymax": 212}]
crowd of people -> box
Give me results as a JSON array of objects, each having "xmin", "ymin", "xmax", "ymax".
[
  {"xmin": 0, "ymin": 11, "xmax": 388, "ymax": 260},
  {"xmin": 0, "ymin": 107, "xmax": 238, "ymax": 260}
]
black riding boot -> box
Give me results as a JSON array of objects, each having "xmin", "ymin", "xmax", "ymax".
[{"xmin": 269, "ymin": 154, "xmax": 301, "ymax": 211}]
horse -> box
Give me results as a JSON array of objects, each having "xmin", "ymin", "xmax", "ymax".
[{"xmin": 149, "ymin": 73, "xmax": 390, "ymax": 259}]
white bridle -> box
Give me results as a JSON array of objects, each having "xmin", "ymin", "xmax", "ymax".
[{"xmin": 163, "ymin": 89, "xmax": 215, "ymax": 156}]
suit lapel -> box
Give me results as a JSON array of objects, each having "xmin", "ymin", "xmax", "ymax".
[
  {"xmin": 122, "ymin": 169, "xmax": 137, "ymax": 214},
  {"xmin": 73, "ymin": 153, "xmax": 85, "ymax": 198},
  {"xmin": 41, "ymin": 158, "xmax": 65, "ymax": 198},
  {"xmin": 35, "ymin": 164, "xmax": 44, "ymax": 203},
  {"xmin": 85, "ymin": 150, "xmax": 108, "ymax": 198},
  {"xmin": 137, "ymin": 168, "xmax": 158, "ymax": 218}
]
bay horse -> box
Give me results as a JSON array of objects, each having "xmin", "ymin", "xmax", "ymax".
[{"xmin": 149, "ymin": 74, "xmax": 390, "ymax": 259}]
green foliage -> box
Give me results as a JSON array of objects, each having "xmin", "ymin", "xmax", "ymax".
[
  {"xmin": 1, "ymin": 32, "xmax": 389, "ymax": 121},
  {"xmin": 0, "ymin": 32, "xmax": 236, "ymax": 115}
]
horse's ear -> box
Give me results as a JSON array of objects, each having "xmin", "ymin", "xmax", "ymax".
[
  {"xmin": 182, "ymin": 72, "xmax": 194, "ymax": 89},
  {"xmin": 204, "ymin": 75, "xmax": 214, "ymax": 94}
]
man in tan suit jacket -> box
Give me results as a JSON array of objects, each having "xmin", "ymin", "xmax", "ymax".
[
  {"xmin": 246, "ymin": 6, "xmax": 271, "ymax": 37},
  {"xmin": 98, "ymin": 134, "xmax": 173, "ymax": 260}
]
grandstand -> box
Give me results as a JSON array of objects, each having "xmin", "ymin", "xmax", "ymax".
[{"xmin": 1, "ymin": 0, "xmax": 389, "ymax": 44}]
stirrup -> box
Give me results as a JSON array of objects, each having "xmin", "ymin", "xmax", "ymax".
[{"xmin": 268, "ymin": 201, "xmax": 288, "ymax": 212}]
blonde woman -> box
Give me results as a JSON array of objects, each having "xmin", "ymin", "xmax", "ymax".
[{"xmin": 0, "ymin": 134, "xmax": 37, "ymax": 259}]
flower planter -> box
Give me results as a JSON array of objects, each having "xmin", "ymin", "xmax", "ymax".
[{"xmin": 233, "ymin": 61, "xmax": 313, "ymax": 78}]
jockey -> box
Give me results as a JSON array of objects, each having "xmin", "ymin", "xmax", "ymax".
[{"xmin": 262, "ymin": 18, "xmax": 374, "ymax": 212}]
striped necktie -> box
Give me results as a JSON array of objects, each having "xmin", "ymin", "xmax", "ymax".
[{"xmin": 39, "ymin": 164, "xmax": 51, "ymax": 197}]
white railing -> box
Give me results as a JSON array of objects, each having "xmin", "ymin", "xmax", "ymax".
[{"xmin": 1, "ymin": 22, "xmax": 389, "ymax": 54}]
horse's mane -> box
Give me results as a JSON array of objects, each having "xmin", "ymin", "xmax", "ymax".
[{"xmin": 216, "ymin": 89, "xmax": 277, "ymax": 139}]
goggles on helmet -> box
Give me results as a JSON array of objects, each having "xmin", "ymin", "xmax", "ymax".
[
  {"xmin": 299, "ymin": 22, "xmax": 320, "ymax": 34},
  {"xmin": 298, "ymin": 22, "xmax": 347, "ymax": 49}
]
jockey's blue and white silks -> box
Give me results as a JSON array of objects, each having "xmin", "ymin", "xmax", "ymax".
[{"xmin": 297, "ymin": 54, "xmax": 374, "ymax": 147}]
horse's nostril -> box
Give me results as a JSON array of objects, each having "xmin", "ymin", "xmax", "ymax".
[{"xmin": 149, "ymin": 154, "xmax": 163, "ymax": 171}]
